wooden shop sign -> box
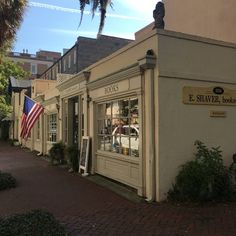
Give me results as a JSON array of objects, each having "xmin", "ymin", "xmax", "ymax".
[{"xmin": 183, "ymin": 86, "xmax": 236, "ymax": 106}]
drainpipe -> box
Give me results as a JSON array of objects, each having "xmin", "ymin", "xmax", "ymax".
[{"xmin": 138, "ymin": 51, "xmax": 157, "ymax": 202}]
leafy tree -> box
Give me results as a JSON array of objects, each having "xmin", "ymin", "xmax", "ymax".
[
  {"xmin": 0, "ymin": 0, "xmax": 28, "ymax": 54},
  {"xmin": 79, "ymin": 0, "xmax": 112, "ymax": 35},
  {"xmin": 0, "ymin": 58, "xmax": 28, "ymax": 120}
]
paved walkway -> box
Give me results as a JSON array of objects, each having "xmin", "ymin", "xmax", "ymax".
[{"xmin": 1, "ymin": 141, "xmax": 236, "ymax": 235}]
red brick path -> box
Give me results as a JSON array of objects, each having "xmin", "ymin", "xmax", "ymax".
[{"xmin": 0, "ymin": 141, "xmax": 236, "ymax": 235}]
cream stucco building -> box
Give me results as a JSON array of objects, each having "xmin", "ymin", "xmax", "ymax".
[
  {"xmin": 163, "ymin": 0, "xmax": 236, "ymax": 44},
  {"xmin": 13, "ymin": 27, "xmax": 235, "ymax": 201}
]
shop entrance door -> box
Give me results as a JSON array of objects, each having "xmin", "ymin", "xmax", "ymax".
[{"xmin": 68, "ymin": 97, "xmax": 80, "ymax": 146}]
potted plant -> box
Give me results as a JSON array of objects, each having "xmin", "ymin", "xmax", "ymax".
[
  {"xmin": 65, "ymin": 145, "xmax": 79, "ymax": 172},
  {"xmin": 48, "ymin": 142, "xmax": 65, "ymax": 165}
]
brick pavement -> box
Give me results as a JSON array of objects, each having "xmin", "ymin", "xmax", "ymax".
[{"xmin": 0, "ymin": 141, "xmax": 236, "ymax": 235}]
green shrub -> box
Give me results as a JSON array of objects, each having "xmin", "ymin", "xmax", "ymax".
[
  {"xmin": 65, "ymin": 145, "xmax": 79, "ymax": 172},
  {"xmin": 168, "ymin": 140, "xmax": 233, "ymax": 202},
  {"xmin": 0, "ymin": 171, "xmax": 16, "ymax": 190},
  {"xmin": 0, "ymin": 209, "xmax": 66, "ymax": 236},
  {"xmin": 49, "ymin": 142, "xmax": 65, "ymax": 165}
]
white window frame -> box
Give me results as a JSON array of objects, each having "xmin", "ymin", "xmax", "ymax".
[
  {"xmin": 47, "ymin": 114, "xmax": 57, "ymax": 142},
  {"xmin": 97, "ymin": 97, "xmax": 139, "ymax": 157}
]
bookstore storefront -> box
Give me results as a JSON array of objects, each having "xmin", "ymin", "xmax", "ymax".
[{"xmin": 89, "ymin": 65, "xmax": 144, "ymax": 195}]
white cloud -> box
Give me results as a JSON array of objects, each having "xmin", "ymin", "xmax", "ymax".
[
  {"xmin": 48, "ymin": 28, "xmax": 96, "ymax": 37},
  {"xmin": 47, "ymin": 28, "xmax": 134, "ymax": 40},
  {"xmin": 116, "ymin": 0, "xmax": 161, "ymax": 19},
  {"xmin": 29, "ymin": 2, "xmax": 146, "ymax": 21}
]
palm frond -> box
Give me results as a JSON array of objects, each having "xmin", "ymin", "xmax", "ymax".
[
  {"xmin": 91, "ymin": 0, "xmax": 99, "ymax": 19},
  {"xmin": 79, "ymin": 0, "xmax": 89, "ymax": 27},
  {"xmin": 0, "ymin": 0, "xmax": 28, "ymax": 53},
  {"xmin": 98, "ymin": 0, "xmax": 111, "ymax": 35},
  {"xmin": 78, "ymin": 0, "xmax": 112, "ymax": 34}
]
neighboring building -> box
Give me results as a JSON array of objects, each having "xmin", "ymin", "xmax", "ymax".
[
  {"xmin": 8, "ymin": 76, "xmax": 31, "ymax": 140},
  {"xmin": 40, "ymin": 35, "xmax": 133, "ymax": 80},
  {"xmin": 7, "ymin": 50, "xmax": 61, "ymax": 80}
]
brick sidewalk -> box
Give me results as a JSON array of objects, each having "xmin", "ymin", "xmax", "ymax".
[{"xmin": 0, "ymin": 141, "xmax": 236, "ymax": 235}]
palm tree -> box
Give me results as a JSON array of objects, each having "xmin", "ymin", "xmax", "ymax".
[
  {"xmin": 0, "ymin": 0, "xmax": 28, "ymax": 54},
  {"xmin": 79, "ymin": 0, "xmax": 112, "ymax": 35}
]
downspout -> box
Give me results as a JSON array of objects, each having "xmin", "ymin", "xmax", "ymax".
[{"xmin": 139, "ymin": 51, "xmax": 157, "ymax": 202}]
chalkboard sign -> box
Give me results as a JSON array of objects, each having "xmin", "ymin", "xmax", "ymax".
[{"xmin": 79, "ymin": 136, "xmax": 90, "ymax": 175}]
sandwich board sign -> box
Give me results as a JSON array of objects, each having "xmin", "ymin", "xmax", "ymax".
[{"xmin": 79, "ymin": 136, "xmax": 90, "ymax": 176}]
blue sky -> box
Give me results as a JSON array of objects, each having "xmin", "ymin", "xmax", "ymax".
[{"xmin": 13, "ymin": 0, "xmax": 159, "ymax": 54}]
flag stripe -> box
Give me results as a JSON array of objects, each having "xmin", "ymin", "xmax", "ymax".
[
  {"xmin": 20, "ymin": 96, "xmax": 44, "ymax": 140},
  {"xmin": 25, "ymin": 106, "xmax": 44, "ymax": 138},
  {"xmin": 27, "ymin": 107, "xmax": 43, "ymax": 130},
  {"xmin": 26, "ymin": 104, "xmax": 42, "ymax": 127}
]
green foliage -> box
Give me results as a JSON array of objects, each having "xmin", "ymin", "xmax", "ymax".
[
  {"xmin": 168, "ymin": 140, "xmax": 233, "ymax": 202},
  {"xmin": 0, "ymin": 58, "xmax": 28, "ymax": 120},
  {"xmin": 0, "ymin": 209, "xmax": 66, "ymax": 236},
  {"xmin": 65, "ymin": 145, "xmax": 79, "ymax": 172},
  {"xmin": 0, "ymin": 121, "xmax": 10, "ymax": 140},
  {"xmin": 49, "ymin": 142, "xmax": 65, "ymax": 165},
  {"xmin": 0, "ymin": 171, "xmax": 17, "ymax": 191},
  {"xmin": 0, "ymin": 0, "xmax": 27, "ymax": 53}
]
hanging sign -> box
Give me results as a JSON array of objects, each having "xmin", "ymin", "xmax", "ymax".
[{"xmin": 183, "ymin": 86, "xmax": 236, "ymax": 106}]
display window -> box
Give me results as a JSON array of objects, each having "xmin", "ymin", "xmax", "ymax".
[{"xmin": 97, "ymin": 97, "xmax": 139, "ymax": 157}]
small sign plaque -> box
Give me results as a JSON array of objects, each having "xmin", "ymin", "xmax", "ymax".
[{"xmin": 210, "ymin": 111, "xmax": 226, "ymax": 117}]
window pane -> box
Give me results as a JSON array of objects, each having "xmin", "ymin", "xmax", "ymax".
[
  {"xmin": 98, "ymin": 120, "xmax": 104, "ymax": 134},
  {"xmin": 119, "ymin": 99, "xmax": 129, "ymax": 117},
  {"xmin": 130, "ymin": 135, "xmax": 139, "ymax": 157},
  {"xmin": 112, "ymin": 135, "xmax": 121, "ymax": 153},
  {"xmin": 112, "ymin": 101, "xmax": 119, "ymax": 118},
  {"xmin": 130, "ymin": 98, "xmax": 138, "ymax": 116},
  {"xmin": 105, "ymin": 119, "xmax": 112, "ymax": 135},
  {"xmin": 97, "ymin": 104, "xmax": 106, "ymax": 118},
  {"xmin": 48, "ymin": 114, "xmax": 57, "ymax": 142},
  {"xmin": 98, "ymin": 136, "xmax": 105, "ymax": 151},
  {"xmin": 104, "ymin": 136, "xmax": 112, "ymax": 151},
  {"xmin": 105, "ymin": 103, "xmax": 112, "ymax": 117}
]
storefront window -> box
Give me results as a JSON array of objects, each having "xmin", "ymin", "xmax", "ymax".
[
  {"xmin": 47, "ymin": 114, "xmax": 57, "ymax": 142},
  {"xmin": 97, "ymin": 97, "xmax": 139, "ymax": 157}
]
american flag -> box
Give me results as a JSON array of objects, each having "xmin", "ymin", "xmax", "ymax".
[{"xmin": 20, "ymin": 96, "xmax": 44, "ymax": 139}]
